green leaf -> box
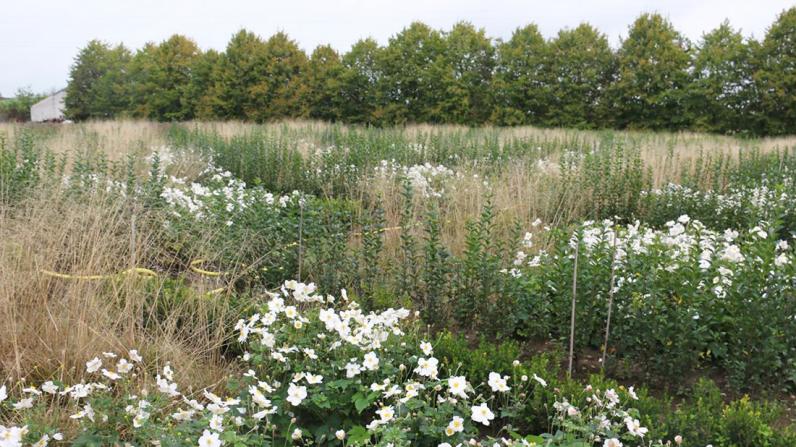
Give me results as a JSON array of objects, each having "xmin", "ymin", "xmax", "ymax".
[
  {"xmin": 524, "ymin": 434, "xmax": 544, "ymax": 444},
  {"xmin": 353, "ymin": 393, "xmax": 370, "ymax": 413},
  {"xmin": 311, "ymin": 392, "xmax": 332, "ymax": 409},
  {"xmin": 347, "ymin": 425, "xmax": 371, "ymax": 445},
  {"xmin": 327, "ymin": 379, "xmax": 351, "ymax": 390}
]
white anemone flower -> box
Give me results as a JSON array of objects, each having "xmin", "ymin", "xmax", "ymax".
[
  {"xmin": 286, "ymin": 383, "xmax": 307, "ymax": 406},
  {"xmin": 376, "ymin": 405, "xmax": 394, "ymax": 423},
  {"xmin": 85, "ymin": 357, "xmax": 102, "ymax": 373},
  {"xmin": 470, "ymin": 403, "xmax": 495, "ymax": 426},
  {"xmin": 447, "ymin": 415, "xmax": 464, "ymax": 433},
  {"xmin": 447, "ymin": 376, "xmax": 469, "ymax": 398},
  {"xmin": 198, "ymin": 429, "xmax": 222, "ymax": 447},
  {"xmin": 487, "ymin": 372, "xmax": 510, "ymax": 393},
  {"xmin": 363, "ymin": 352, "xmax": 379, "ymax": 371}
]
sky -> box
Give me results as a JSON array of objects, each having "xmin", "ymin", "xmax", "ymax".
[{"xmin": 1, "ymin": 0, "xmax": 793, "ymax": 96}]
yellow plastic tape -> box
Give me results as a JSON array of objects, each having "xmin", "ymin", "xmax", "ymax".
[
  {"xmin": 189, "ymin": 259, "xmax": 225, "ymax": 277},
  {"xmin": 40, "ymin": 264, "xmax": 227, "ymax": 297},
  {"xmin": 39, "ymin": 238, "xmax": 315, "ymax": 292},
  {"xmin": 39, "ymin": 267, "xmax": 158, "ymax": 280},
  {"xmin": 351, "ymin": 226, "xmax": 403, "ymax": 237}
]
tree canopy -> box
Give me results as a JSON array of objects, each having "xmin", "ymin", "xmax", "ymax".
[
  {"xmin": 65, "ymin": 40, "xmax": 132, "ymax": 120},
  {"xmin": 609, "ymin": 13, "xmax": 692, "ymax": 130},
  {"xmin": 61, "ymin": 8, "xmax": 796, "ymax": 136}
]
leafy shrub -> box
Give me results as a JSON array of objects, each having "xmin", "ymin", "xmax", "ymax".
[
  {"xmin": 661, "ymin": 379, "xmax": 796, "ymax": 447},
  {"xmin": 0, "ymin": 281, "xmax": 675, "ymax": 447},
  {"xmin": 0, "ymin": 130, "xmax": 67, "ymax": 204},
  {"xmin": 156, "ymin": 161, "xmax": 361, "ymax": 290},
  {"xmin": 639, "ymin": 177, "xmax": 796, "ymax": 238},
  {"xmin": 433, "ymin": 331, "xmax": 523, "ymax": 386},
  {"xmin": 0, "ymin": 88, "xmax": 46, "ymax": 122},
  {"xmin": 510, "ymin": 217, "xmax": 796, "ymax": 389}
]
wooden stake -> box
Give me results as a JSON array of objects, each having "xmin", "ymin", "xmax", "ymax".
[
  {"xmin": 297, "ymin": 201, "xmax": 303, "ymax": 282},
  {"xmin": 568, "ymin": 241, "xmax": 579, "ymax": 377},
  {"xmin": 601, "ymin": 229, "xmax": 619, "ymax": 370}
]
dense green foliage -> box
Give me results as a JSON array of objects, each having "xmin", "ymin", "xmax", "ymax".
[
  {"xmin": 608, "ymin": 14, "xmax": 692, "ymax": 130},
  {"xmin": 690, "ymin": 21, "xmax": 759, "ymax": 134},
  {"xmin": 0, "ymin": 88, "xmax": 46, "ymax": 122},
  {"xmin": 61, "ymin": 8, "xmax": 796, "ymax": 135},
  {"xmin": 164, "ymin": 124, "xmax": 796, "ymax": 392},
  {"xmin": 4, "ymin": 123, "xmax": 796, "ymax": 445},
  {"xmin": 128, "ymin": 35, "xmax": 202, "ymax": 121},
  {"xmin": 64, "ymin": 40, "xmax": 132, "ymax": 120},
  {"xmin": 756, "ymin": 7, "xmax": 796, "ymax": 135}
]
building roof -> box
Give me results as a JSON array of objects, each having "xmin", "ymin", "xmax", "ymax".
[{"xmin": 31, "ymin": 89, "xmax": 66, "ymax": 108}]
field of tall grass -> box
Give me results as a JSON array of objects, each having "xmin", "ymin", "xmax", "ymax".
[{"xmin": 1, "ymin": 120, "xmax": 795, "ymax": 446}]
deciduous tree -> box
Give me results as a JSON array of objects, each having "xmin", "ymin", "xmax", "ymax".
[
  {"xmin": 128, "ymin": 35, "xmax": 201, "ymax": 121},
  {"xmin": 690, "ymin": 21, "xmax": 758, "ymax": 134},
  {"xmin": 0, "ymin": 87, "xmax": 45, "ymax": 121},
  {"xmin": 491, "ymin": 24, "xmax": 549, "ymax": 125},
  {"xmin": 188, "ymin": 49, "xmax": 223, "ymax": 120},
  {"xmin": 756, "ymin": 7, "xmax": 796, "ymax": 135},
  {"xmin": 249, "ymin": 32, "xmax": 308, "ymax": 121},
  {"xmin": 303, "ymin": 45, "xmax": 343, "ymax": 121},
  {"xmin": 544, "ymin": 23, "xmax": 615, "ymax": 128},
  {"xmin": 339, "ymin": 38, "xmax": 382, "ymax": 124},
  {"xmin": 65, "ymin": 40, "xmax": 132, "ymax": 120},
  {"xmin": 378, "ymin": 22, "xmax": 449, "ymax": 123},
  {"xmin": 608, "ymin": 14, "xmax": 692, "ymax": 130},
  {"xmin": 212, "ymin": 30, "xmax": 269, "ymax": 120},
  {"xmin": 440, "ymin": 22, "xmax": 495, "ymax": 125}
]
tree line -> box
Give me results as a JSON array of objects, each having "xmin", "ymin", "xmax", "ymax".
[
  {"xmin": 64, "ymin": 9, "xmax": 796, "ymax": 135},
  {"xmin": 0, "ymin": 88, "xmax": 45, "ymax": 121}
]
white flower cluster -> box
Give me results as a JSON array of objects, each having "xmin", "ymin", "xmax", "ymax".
[
  {"xmin": 232, "ymin": 281, "xmax": 669, "ymax": 445},
  {"xmin": 556, "ymin": 216, "xmax": 794, "ymax": 299},
  {"xmin": 554, "ymin": 385, "xmax": 649, "ymax": 446},
  {"xmin": 375, "ymin": 160, "xmax": 461, "ymax": 198},
  {"xmin": 534, "ymin": 158, "xmax": 559, "ymax": 175},
  {"xmin": 236, "ymin": 282, "xmax": 411, "ymax": 353},
  {"xmin": 146, "ymin": 145, "xmax": 183, "ymax": 169},
  {"xmin": 503, "ymin": 220, "xmax": 549, "ymax": 276},
  {"xmin": 507, "ymin": 215, "xmax": 795, "ymax": 304},
  {"xmin": 0, "ymin": 280, "xmax": 677, "ymax": 447},
  {"xmin": 63, "ymin": 172, "xmax": 133, "ymax": 196},
  {"xmin": 309, "ymin": 145, "xmax": 360, "ymax": 177},
  {"xmin": 160, "ymin": 166, "xmax": 303, "ymax": 224},
  {"xmin": 0, "ymin": 351, "xmax": 145, "ymax": 446},
  {"xmin": 643, "ymin": 177, "xmax": 796, "ymax": 223}
]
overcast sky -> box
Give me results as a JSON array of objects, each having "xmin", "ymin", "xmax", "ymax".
[{"xmin": 1, "ymin": 0, "xmax": 793, "ymax": 96}]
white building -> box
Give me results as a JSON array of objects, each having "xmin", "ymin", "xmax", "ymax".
[{"xmin": 30, "ymin": 89, "xmax": 66, "ymax": 122}]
